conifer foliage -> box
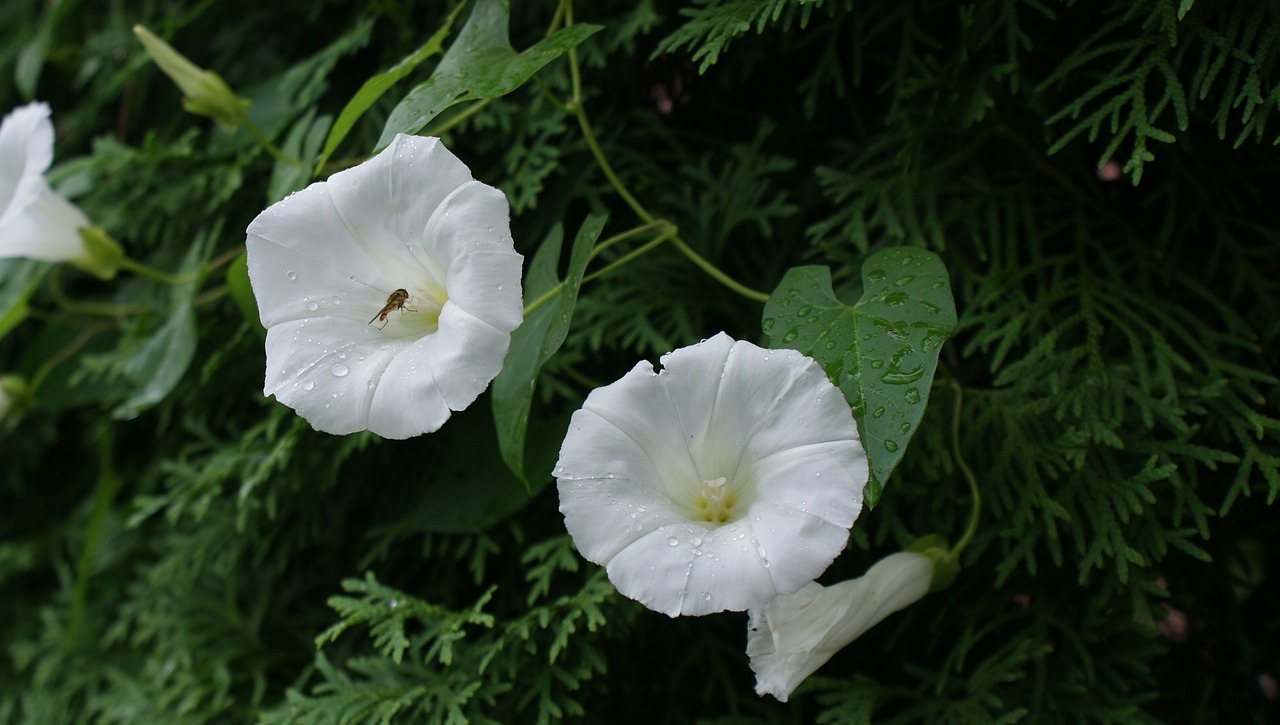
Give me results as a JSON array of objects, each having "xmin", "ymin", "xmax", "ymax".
[{"xmin": 2, "ymin": 0, "xmax": 1278, "ymax": 722}]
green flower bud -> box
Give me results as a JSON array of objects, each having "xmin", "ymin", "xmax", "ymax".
[{"xmin": 133, "ymin": 25, "xmax": 251, "ymax": 130}]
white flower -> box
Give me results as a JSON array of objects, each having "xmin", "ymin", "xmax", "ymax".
[
  {"xmin": 555, "ymin": 332, "xmax": 867, "ymax": 617},
  {"xmin": 747, "ymin": 551, "xmax": 935, "ymax": 702},
  {"xmin": 0, "ymin": 102, "xmax": 104, "ymax": 275},
  {"xmin": 245, "ymin": 134, "xmax": 523, "ymax": 439}
]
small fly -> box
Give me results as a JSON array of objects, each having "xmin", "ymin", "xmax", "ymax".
[{"xmin": 369, "ymin": 288, "xmax": 416, "ymax": 329}]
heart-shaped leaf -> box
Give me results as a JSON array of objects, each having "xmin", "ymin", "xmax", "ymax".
[{"xmin": 763, "ymin": 248, "xmax": 957, "ymax": 506}]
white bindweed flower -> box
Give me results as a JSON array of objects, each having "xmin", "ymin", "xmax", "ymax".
[
  {"xmin": 747, "ymin": 551, "xmax": 935, "ymax": 702},
  {"xmin": 0, "ymin": 103, "xmax": 115, "ymax": 278},
  {"xmin": 555, "ymin": 332, "xmax": 867, "ymax": 617},
  {"xmin": 245, "ymin": 134, "xmax": 523, "ymax": 439}
]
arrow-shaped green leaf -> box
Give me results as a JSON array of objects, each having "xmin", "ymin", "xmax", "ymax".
[
  {"xmin": 763, "ymin": 248, "xmax": 957, "ymax": 506},
  {"xmin": 377, "ymin": 0, "xmax": 601, "ymax": 149},
  {"xmin": 492, "ymin": 214, "xmax": 606, "ymax": 484}
]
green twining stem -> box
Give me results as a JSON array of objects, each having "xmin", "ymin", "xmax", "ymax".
[
  {"xmin": 66, "ymin": 427, "xmax": 123, "ymax": 646},
  {"xmin": 949, "ymin": 377, "xmax": 982, "ymax": 559},
  {"xmin": 563, "ymin": 2, "xmax": 769, "ymax": 304}
]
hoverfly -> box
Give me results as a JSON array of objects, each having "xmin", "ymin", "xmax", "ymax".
[{"xmin": 369, "ymin": 288, "xmax": 416, "ymax": 329}]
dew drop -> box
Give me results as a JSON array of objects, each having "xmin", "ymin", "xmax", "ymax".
[
  {"xmin": 905, "ymin": 387, "xmax": 922, "ymax": 403},
  {"xmin": 885, "ymin": 440, "xmax": 899, "ymax": 452},
  {"xmin": 667, "ymin": 537, "xmax": 679, "ymax": 547},
  {"xmin": 302, "ymin": 381, "xmax": 315, "ymax": 391},
  {"xmin": 306, "ymin": 300, "xmax": 319, "ymax": 311},
  {"xmin": 781, "ymin": 328, "xmax": 799, "ymax": 344},
  {"xmin": 287, "ymin": 271, "xmax": 297, "ymax": 281},
  {"xmin": 872, "ymin": 406, "xmax": 886, "ymax": 418},
  {"xmin": 330, "ymin": 363, "xmax": 350, "ymax": 377}
]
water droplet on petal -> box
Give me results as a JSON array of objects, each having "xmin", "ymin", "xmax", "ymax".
[
  {"xmin": 302, "ymin": 381, "xmax": 315, "ymax": 391},
  {"xmin": 306, "ymin": 300, "xmax": 319, "ymax": 311},
  {"xmin": 287, "ymin": 271, "xmax": 297, "ymax": 281},
  {"xmin": 667, "ymin": 537, "xmax": 679, "ymax": 547},
  {"xmin": 330, "ymin": 363, "xmax": 350, "ymax": 377}
]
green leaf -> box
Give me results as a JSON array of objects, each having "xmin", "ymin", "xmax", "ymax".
[
  {"xmin": 376, "ymin": 0, "xmax": 602, "ymax": 149},
  {"xmin": 313, "ymin": 2, "xmax": 467, "ymax": 175},
  {"xmin": 267, "ymin": 109, "xmax": 331, "ymax": 203},
  {"xmin": 492, "ymin": 214, "xmax": 606, "ymax": 483},
  {"xmin": 414, "ymin": 402, "xmax": 569, "ymax": 534},
  {"xmin": 0, "ymin": 259, "xmax": 49, "ymax": 342},
  {"xmin": 111, "ymin": 241, "xmax": 206, "ymax": 420},
  {"xmin": 763, "ymin": 248, "xmax": 957, "ymax": 506},
  {"xmin": 225, "ymin": 250, "xmax": 261, "ymax": 336}
]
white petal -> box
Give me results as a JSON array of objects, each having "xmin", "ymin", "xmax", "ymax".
[
  {"xmin": 0, "ymin": 103, "xmax": 54, "ymax": 219},
  {"xmin": 555, "ymin": 332, "xmax": 868, "ymax": 617},
  {"xmin": 604, "ymin": 519, "xmax": 780, "ymax": 617},
  {"xmin": 652, "ymin": 333, "xmax": 737, "ymax": 479},
  {"xmin": 557, "ymin": 473, "xmax": 688, "ymax": 564},
  {"xmin": 365, "ymin": 304, "xmax": 510, "ymax": 437},
  {"xmin": 327, "ymin": 134, "xmax": 472, "ymax": 281},
  {"xmin": 0, "ymin": 102, "xmax": 92, "ymax": 265},
  {"xmin": 572, "ymin": 360, "xmax": 702, "ymax": 498},
  {"xmin": 245, "ymin": 134, "xmax": 520, "ymax": 438},
  {"xmin": 748, "ymin": 552, "xmax": 934, "ymax": 702},
  {"xmin": 262, "ymin": 316, "xmax": 402, "ymax": 435},
  {"xmin": 246, "ymin": 183, "xmax": 409, "ymax": 328},
  {"xmin": 365, "ymin": 339, "xmax": 452, "ymax": 439},
  {"xmin": 739, "ymin": 501, "xmax": 855, "ymax": 596},
  {"xmin": 422, "ymin": 181, "xmax": 522, "ymax": 333},
  {"xmin": 0, "ymin": 185, "xmax": 90, "ymax": 262}
]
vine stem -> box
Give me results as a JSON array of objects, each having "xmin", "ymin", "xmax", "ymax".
[
  {"xmin": 117, "ymin": 255, "xmax": 199, "ymax": 285},
  {"xmin": 563, "ymin": 1, "xmax": 769, "ymax": 304},
  {"xmin": 522, "ymin": 223, "xmax": 678, "ymax": 318},
  {"xmin": 66, "ymin": 427, "xmax": 123, "ymax": 646},
  {"xmin": 948, "ymin": 377, "xmax": 981, "ymax": 558}
]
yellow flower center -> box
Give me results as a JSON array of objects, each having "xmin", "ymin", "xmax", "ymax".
[{"xmin": 693, "ymin": 476, "xmax": 736, "ymax": 524}]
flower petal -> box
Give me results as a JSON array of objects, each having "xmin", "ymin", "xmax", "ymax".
[
  {"xmin": 748, "ymin": 552, "xmax": 934, "ymax": 702},
  {"xmin": 327, "ymin": 134, "xmax": 473, "ymax": 284},
  {"xmin": 422, "ymin": 181, "xmax": 523, "ymax": 333},
  {"xmin": 0, "ymin": 103, "xmax": 54, "ymax": 220},
  {"xmin": 570, "ymin": 360, "xmax": 702, "ymax": 498},
  {"xmin": 245, "ymin": 134, "xmax": 522, "ymax": 438},
  {"xmin": 1, "ymin": 102, "xmax": 92, "ymax": 265},
  {"xmin": 365, "ymin": 303, "xmax": 511, "ymax": 437},
  {"xmin": 556, "ymin": 332, "xmax": 867, "ymax": 617},
  {"xmin": 604, "ymin": 519, "xmax": 780, "ymax": 617},
  {"xmin": 262, "ymin": 316, "xmax": 403, "ymax": 435},
  {"xmin": 0, "ymin": 186, "xmax": 90, "ymax": 262},
  {"xmin": 246, "ymin": 183, "xmax": 407, "ymax": 329}
]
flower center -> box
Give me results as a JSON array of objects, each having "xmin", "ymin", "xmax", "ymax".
[{"xmin": 693, "ymin": 476, "xmax": 737, "ymax": 524}]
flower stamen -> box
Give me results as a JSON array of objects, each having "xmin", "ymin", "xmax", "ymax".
[{"xmin": 694, "ymin": 476, "xmax": 736, "ymax": 523}]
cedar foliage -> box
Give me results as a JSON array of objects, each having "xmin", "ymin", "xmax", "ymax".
[{"xmin": 2, "ymin": 0, "xmax": 1278, "ymax": 723}]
